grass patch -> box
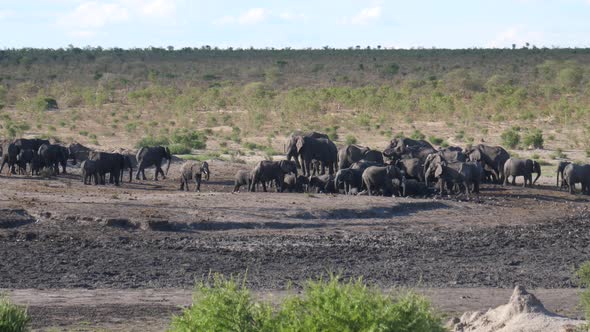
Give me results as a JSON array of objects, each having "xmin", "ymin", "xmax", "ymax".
[
  {"xmin": 501, "ymin": 128, "xmax": 520, "ymax": 149},
  {"xmin": 170, "ymin": 273, "xmax": 445, "ymax": 332},
  {"xmin": 0, "ymin": 294, "xmax": 30, "ymax": 332},
  {"xmin": 345, "ymin": 134, "xmax": 358, "ymax": 145},
  {"xmin": 523, "ymin": 129, "xmax": 544, "ymax": 149}
]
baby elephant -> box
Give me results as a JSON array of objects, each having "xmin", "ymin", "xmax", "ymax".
[
  {"xmin": 233, "ymin": 170, "xmax": 252, "ymax": 192},
  {"xmin": 401, "ymin": 176, "xmax": 429, "ymax": 197},
  {"xmin": 180, "ymin": 161, "xmax": 210, "ymax": 192},
  {"xmin": 81, "ymin": 160, "xmax": 99, "ymax": 185}
]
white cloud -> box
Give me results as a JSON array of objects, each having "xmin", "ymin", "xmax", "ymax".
[
  {"xmin": 213, "ymin": 8, "xmax": 305, "ymax": 26},
  {"xmin": 57, "ymin": 0, "xmax": 179, "ymax": 38},
  {"xmin": 57, "ymin": 2, "xmax": 129, "ymax": 30},
  {"xmin": 237, "ymin": 8, "xmax": 268, "ymax": 25},
  {"xmin": 350, "ymin": 6, "xmax": 381, "ymax": 25}
]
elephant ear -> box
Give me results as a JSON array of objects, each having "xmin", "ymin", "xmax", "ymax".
[{"xmin": 435, "ymin": 164, "xmax": 444, "ymax": 178}]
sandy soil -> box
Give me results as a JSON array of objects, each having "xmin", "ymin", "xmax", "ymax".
[{"xmin": 1, "ymin": 159, "xmax": 589, "ymax": 330}]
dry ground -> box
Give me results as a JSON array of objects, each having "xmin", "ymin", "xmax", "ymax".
[{"xmin": 0, "ymin": 159, "xmax": 589, "ymax": 330}]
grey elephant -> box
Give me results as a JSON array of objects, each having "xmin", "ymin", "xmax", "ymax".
[
  {"xmin": 464, "ymin": 144, "xmax": 510, "ymax": 184},
  {"xmin": 334, "ymin": 168, "xmax": 364, "ymax": 195},
  {"xmin": 563, "ymin": 163, "xmax": 590, "ymax": 195},
  {"xmin": 285, "ymin": 131, "xmax": 329, "ymax": 169},
  {"xmin": 0, "ymin": 142, "xmax": 19, "ymax": 174},
  {"xmin": 179, "ymin": 161, "xmax": 210, "ymax": 192},
  {"xmin": 361, "ymin": 165, "xmax": 403, "ymax": 196},
  {"xmin": 14, "ymin": 138, "xmax": 50, "ymax": 152},
  {"xmin": 38, "ymin": 144, "xmax": 74, "ymax": 175},
  {"xmin": 295, "ymin": 136, "xmax": 338, "ymax": 176},
  {"xmin": 69, "ymin": 143, "xmax": 92, "ymax": 162},
  {"xmin": 89, "ymin": 151, "xmax": 125, "ymax": 185},
  {"xmin": 383, "ymin": 137, "xmax": 436, "ymax": 161},
  {"xmin": 556, "ymin": 161, "xmax": 571, "ymax": 190},
  {"xmin": 395, "ymin": 158, "xmax": 424, "ymax": 182},
  {"xmin": 338, "ymin": 145, "xmax": 383, "ymax": 169},
  {"xmin": 250, "ymin": 160, "xmax": 297, "ymax": 192},
  {"xmin": 16, "ymin": 149, "xmax": 35, "ymax": 175},
  {"xmin": 233, "ymin": 170, "xmax": 252, "ymax": 193},
  {"xmin": 309, "ymin": 174, "xmax": 336, "ymax": 193},
  {"xmin": 81, "ymin": 160, "xmax": 99, "ymax": 185},
  {"xmin": 430, "ymin": 161, "xmax": 481, "ymax": 198},
  {"xmin": 136, "ymin": 146, "xmax": 172, "ymax": 181},
  {"xmin": 503, "ymin": 158, "xmax": 541, "ymax": 187},
  {"xmin": 401, "ymin": 175, "xmax": 429, "ymax": 197},
  {"xmin": 282, "ymin": 173, "xmax": 298, "ymax": 192}
]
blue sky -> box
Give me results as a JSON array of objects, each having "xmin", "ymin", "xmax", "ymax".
[{"xmin": 1, "ymin": 0, "xmax": 589, "ymax": 49}]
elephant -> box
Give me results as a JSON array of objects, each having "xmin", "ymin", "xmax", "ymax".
[
  {"xmin": 282, "ymin": 173, "xmax": 298, "ymax": 192},
  {"xmin": 89, "ymin": 151, "xmax": 125, "ymax": 185},
  {"xmin": 334, "ymin": 168, "xmax": 364, "ymax": 195},
  {"xmin": 136, "ymin": 146, "xmax": 172, "ymax": 181},
  {"xmin": 395, "ymin": 158, "xmax": 424, "ymax": 182},
  {"xmin": 464, "ymin": 144, "xmax": 510, "ymax": 184},
  {"xmin": 563, "ymin": 163, "xmax": 590, "ymax": 195},
  {"xmin": 437, "ymin": 147, "xmax": 467, "ymax": 163},
  {"xmin": 361, "ymin": 165, "xmax": 403, "ymax": 196},
  {"xmin": 383, "ymin": 137, "xmax": 435, "ymax": 160},
  {"xmin": 16, "ymin": 149, "xmax": 36, "ymax": 175},
  {"xmin": 0, "ymin": 142, "xmax": 19, "ymax": 175},
  {"xmin": 38, "ymin": 144, "xmax": 73, "ymax": 175},
  {"xmin": 503, "ymin": 158, "xmax": 541, "ymax": 187},
  {"xmin": 233, "ymin": 170, "xmax": 252, "ymax": 193},
  {"xmin": 285, "ymin": 131, "xmax": 329, "ymax": 169},
  {"xmin": 250, "ymin": 160, "xmax": 297, "ymax": 192},
  {"xmin": 30, "ymin": 154, "xmax": 44, "ymax": 176},
  {"xmin": 81, "ymin": 160, "xmax": 99, "ymax": 185},
  {"xmin": 69, "ymin": 143, "xmax": 92, "ymax": 162},
  {"xmin": 401, "ymin": 175, "xmax": 430, "ymax": 197},
  {"xmin": 310, "ymin": 159, "xmax": 321, "ymax": 176},
  {"xmin": 309, "ymin": 174, "xmax": 336, "ymax": 194},
  {"xmin": 14, "ymin": 138, "xmax": 50, "ymax": 154},
  {"xmin": 338, "ymin": 144, "xmax": 385, "ymax": 169},
  {"xmin": 556, "ymin": 161, "xmax": 571, "ymax": 190},
  {"xmin": 179, "ymin": 161, "xmax": 210, "ymax": 192},
  {"xmin": 295, "ymin": 136, "xmax": 338, "ymax": 176},
  {"xmin": 431, "ymin": 162, "xmax": 481, "ymax": 198}
]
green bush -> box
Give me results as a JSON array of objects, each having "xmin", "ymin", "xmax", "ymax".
[
  {"xmin": 428, "ymin": 135, "xmax": 444, "ymax": 146},
  {"xmin": 168, "ymin": 143, "xmax": 192, "ymax": 155},
  {"xmin": 170, "ymin": 274, "xmax": 271, "ymax": 332},
  {"xmin": 345, "ymin": 134, "xmax": 357, "ymax": 145},
  {"xmin": 170, "ymin": 274, "xmax": 445, "ymax": 332},
  {"xmin": 0, "ymin": 295, "xmax": 30, "ymax": 332},
  {"xmin": 135, "ymin": 135, "xmax": 170, "ymax": 148},
  {"xmin": 170, "ymin": 129, "xmax": 207, "ymax": 149},
  {"xmin": 500, "ymin": 128, "xmax": 521, "ymax": 149},
  {"xmin": 522, "ymin": 129, "xmax": 544, "ymax": 149},
  {"xmin": 410, "ymin": 130, "xmax": 425, "ymax": 140}
]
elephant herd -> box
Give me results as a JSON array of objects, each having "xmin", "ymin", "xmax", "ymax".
[
  {"xmin": 1, "ymin": 133, "xmax": 589, "ymax": 197},
  {"xmin": 235, "ymin": 132, "xmax": 590, "ymax": 197}
]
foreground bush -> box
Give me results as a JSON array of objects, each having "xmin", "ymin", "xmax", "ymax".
[
  {"xmin": 170, "ymin": 274, "xmax": 445, "ymax": 332},
  {"xmin": 0, "ymin": 295, "xmax": 30, "ymax": 332}
]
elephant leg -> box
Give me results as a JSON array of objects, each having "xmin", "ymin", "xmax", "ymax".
[
  {"xmin": 135, "ymin": 165, "xmax": 142, "ymax": 180},
  {"xmin": 195, "ymin": 176, "xmax": 201, "ymax": 192},
  {"xmin": 262, "ymin": 181, "xmax": 267, "ymax": 192},
  {"xmin": 180, "ymin": 178, "xmax": 185, "ymax": 190}
]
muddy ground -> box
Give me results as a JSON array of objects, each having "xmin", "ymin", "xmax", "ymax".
[{"xmin": 1, "ymin": 160, "xmax": 589, "ymax": 330}]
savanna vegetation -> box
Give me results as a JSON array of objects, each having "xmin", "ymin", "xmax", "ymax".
[
  {"xmin": 170, "ymin": 273, "xmax": 445, "ymax": 332},
  {"xmin": 0, "ymin": 47, "xmax": 589, "ymax": 158}
]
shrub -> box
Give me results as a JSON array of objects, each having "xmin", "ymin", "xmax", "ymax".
[
  {"xmin": 0, "ymin": 295, "xmax": 30, "ymax": 332},
  {"xmin": 170, "ymin": 274, "xmax": 270, "ymax": 332},
  {"xmin": 428, "ymin": 135, "xmax": 444, "ymax": 146},
  {"xmin": 135, "ymin": 135, "xmax": 169, "ymax": 148},
  {"xmin": 275, "ymin": 275, "xmax": 445, "ymax": 332},
  {"xmin": 170, "ymin": 274, "xmax": 445, "ymax": 332},
  {"xmin": 523, "ymin": 129, "xmax": 544, "ymax": 149},
  {"xmin": 325, "ymin": 126, "xmax": 339, "ymax": 141},
  {"xmin": 501, "ymin": 128, "xmax": 520, "ymax": 149},
  {"xmin": 168, "ymin": 143, "xmax": 191, "ymax": 155},
  {"xmin": 410, "ymin": 130, "xmax": 425, "ymax": 140},
  {"xmin": 170, "ymin": 129, "xmax": 207, "ymax": 149},
  {"xmin": 345, "ymin": 134, "xmax": 357, "ymax": 145},
  {"xmin": 577, "ymin": 262, "xmax": 590, "ymax": 327}
]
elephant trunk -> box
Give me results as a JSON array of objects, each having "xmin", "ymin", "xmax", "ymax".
[{"xmin": 334, "ymin": 174, "xmax": 340, "ymax": 193}]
